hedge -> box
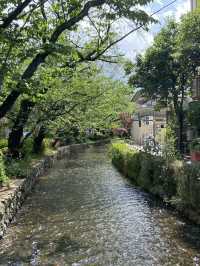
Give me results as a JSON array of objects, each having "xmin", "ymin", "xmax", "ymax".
[{"xmin": 110, "ymin": 141, "xmax": 200, "ymax": 213}]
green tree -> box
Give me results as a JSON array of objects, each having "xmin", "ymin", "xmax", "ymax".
[
  {"xmin": 17, "ymin": 64, "xmax": 133, "ymax": 153},
  {"xmin": 0, "ymin": 0, "xmax": 153, "ymax": 155},
  {"xmin": 0, "ymin": 0, "xmax": 153, "ymax": 119},
  {"xmin": 129, "ymin": 13, "xmax": 200, "ymax": 153},
  {"xmin": 176, "ymin": 8, "xmax": 200, "ymax": 76}
]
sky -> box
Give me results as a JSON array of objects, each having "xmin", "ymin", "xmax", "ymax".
[
  {"xmin": 103, "ymin": 0, "xmax": 190, "ymax": 79},
  {"xmin": 119, "ymin": 0, "xmax": 190, "ymax": 61}
]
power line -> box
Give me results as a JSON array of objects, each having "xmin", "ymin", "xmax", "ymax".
[
  {"xmin": 151, "ymin": 0, "xmax": 178, "ymax": 17},
  {"xmin": 97, "ymin": 0, "xmax": 179, "ymax": 58}
]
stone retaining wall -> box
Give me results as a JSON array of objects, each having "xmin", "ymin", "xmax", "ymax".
[{"xmin": 0, "ymin": 141, "xmax": 109, "ymax": 238}]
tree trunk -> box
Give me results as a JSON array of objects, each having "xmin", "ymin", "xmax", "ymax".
[
  {"xmin": 0, "ymin": 90, "xmax": 21, "ymax": 119},
  {"xmin": 0, "ymin": 52, "xmax": 48, "ymax": 119},
  {"xmin": 33, "ymin": 125, "xmax": 46, "ymax": 154},
  {"xmin": 173, "ymin": 91, "xmax": 185, "ymax": 155},
  {"xmin": 8, "ymin": 99, "xmax": 34, "ymax": 157},
  {"xmin": 178, "ymin": 110, "xmax": 185, "ymax": 154}
]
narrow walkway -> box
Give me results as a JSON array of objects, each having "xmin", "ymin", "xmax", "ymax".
[{"xmin": 0, "ymin": 146, "xmax": 200, "ymax": 265}]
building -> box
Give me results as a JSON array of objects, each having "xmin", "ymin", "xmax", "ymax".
[
  {"xmin": 191, "ymin": 0, "xmax": 200, "ymax": 10},
  {"xmin": 131, "ymin": 94, "xmax": 167, "ymax": 146}
]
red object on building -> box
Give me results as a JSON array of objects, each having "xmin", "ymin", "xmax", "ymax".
[
  {"xmin": 119, "ymin": 112, "xmax": 133, "ymax": 130},
  {"xmin": 112, "ymin": 128, "xmax": 128, "ymax": 136},
  {"xmin": 191, "ymin": 151, "xmax": 200, "ymax": 161}
]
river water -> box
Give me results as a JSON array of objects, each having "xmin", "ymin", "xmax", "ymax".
[{"xmin": 1, "ymin": 145, "xmax": 200, "ymax": 266}]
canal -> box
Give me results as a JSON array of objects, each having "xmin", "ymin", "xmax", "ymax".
[{"xmin": 0, "ymin": 145, "xmax": 200, "ymax": 265}]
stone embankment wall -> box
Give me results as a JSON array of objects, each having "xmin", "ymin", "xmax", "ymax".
[{"xmin": 0, "ymin": 141, "xmax": 109, "ymax": 238}]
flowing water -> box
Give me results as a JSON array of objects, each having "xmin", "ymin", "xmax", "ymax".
[{"xmin": 1, "ymin": 145, "xmax": 200, "ymax": 266}]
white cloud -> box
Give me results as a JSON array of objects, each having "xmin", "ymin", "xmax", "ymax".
[
  {"xmin": 117, "ymin": 0, "xmax": 190, "ymax": 62},
  {"xmin": 173, "ymin": 0, "xmax": 190, "ymax": 21},
  {"xmin": 118, "ymin": 30, "xmax": 154, "ymax": 60},
  {"xmin": 162, "ymin": 10, "xmax": 174, "ymax": 18}
]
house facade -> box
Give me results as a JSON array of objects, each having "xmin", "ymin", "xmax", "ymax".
[
  {"xmin": 191, "ymin": 0, "xmax": 200, "ymax": 9},
  {"xmin": 131, "ymin": 96, "xmax": 167, "ymax": 146}
]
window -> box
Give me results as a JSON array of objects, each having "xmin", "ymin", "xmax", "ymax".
[{"xmin": 146, "ymin": 116, "xmax": 150, "ymax": 125}]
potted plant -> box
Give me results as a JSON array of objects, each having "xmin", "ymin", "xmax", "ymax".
[{"xmin": 190, "ymin": 138, "xmax": 200, "ymax": 161}]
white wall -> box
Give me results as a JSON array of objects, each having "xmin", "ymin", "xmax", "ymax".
[
  {"xmin": 191, "ymin": 0, "xmax": 197, "ymax": 10},
  {"xmin": 131, "ymin": 117, "xmax": 154, "ymax": 145}
]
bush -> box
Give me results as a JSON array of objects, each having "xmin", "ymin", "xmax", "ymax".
[
  {"xmin": 110, "ymin": 141, "xmax": 142, "ymax": 182},
  {"xmin": 162, "ymin": 124, "xmax": 178, "ymax": 163},
  {"xmin": 110, "ymin": 142, "xmax": 128, "ymax": 174},
  {"xmin": 138, "ymin": 153, "xmax": 155, "ymax": 191},
  {"xmin": 126, "ymin": 149, "xmax": 141, "ymax": 182},
  {"xmin": 0, "ymin": 152, "xmax": 9, "ymax": 186},
  {"xmin": 110, "ymin": 140, "xmax": 200, "ymax": 222},
  {"xmin": 0, "ymin": 138, "xmax": 8, "ymax": 149},
  {"xmin": 110, "ymin": 141, "xmax": 177, "ymax": 198},
  {"xmin": 43, "ymin": 138, "xmax": 56, "ymax": 155},
  {"xmin": 176, "ymin": 162, "xmax": 200, "ymax": 209},
  {"xmin": 164, "ymin": 160, "xmax": 180, "ymax": 198},
  {"xmin": 89, "ymin": 133, "xmax": 108, "ymax": 141},
  {"xmin": 5, "ymin": 158, "xmax": 29, "ymax": 178},
  {"xmin": 5, "ymin": 137, "xmax": 56, "ymax": 179},
  {"xmin": 21, "ymin": 137, "xmax": 34, "ymax": 157},
  {"xmin": 43, "ymin": 138, "xmax": 52, "ymax": 148}
]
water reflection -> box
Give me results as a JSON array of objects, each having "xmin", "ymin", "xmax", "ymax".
[{"xmin": 0, "ymin": 145, "xmax": 200, "ymax": 265}]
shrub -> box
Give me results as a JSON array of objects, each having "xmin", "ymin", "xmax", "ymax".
[
  {"xmin": 110, "ymin": 141, "xmax": 177, "ymax": 199},
  {"xmin": 43, "ymin": 138, "xmax": 52, "ymax": 148},
  {"xmin": 110, "ymin": 142, "xmax": 128, "ymax": 174},
  {"xmin": 0, "ymin": 152, "xmax": 9, "ymax": 186},
  {"xmin": 165, "ymin": 160, "xmax": 181, "ymax": 197},
  {"xmin": 21, "ymin": 137, "xmax": 55, "ymax": 157},
  {"xmin": 110, "ymin": 140, "xmax": 200, "ymax": 220},
  {"xmin": 0, "ymin": 138, "xmax": 8, "ymax": 149},
  {"xmin": 43, "ymin": 138, "xmax": 56, "ymax": 155},
  {"xmin": 21, "ymin": 137, "xmax": 34, "ymax": 157},
  {"xmin": 176, "ymin": 162, "xmax": 200, "ymax": 209},
  {"xmin": 110, "ymin": 141, "xmax": 141, "ymax": 182},
  {"xmin": 138, "ymin": 153, "xmax": 155, "ymax": 191},
  {"xmin": 5, "ymin": 137, "xmax": 56, "ymax": 179},
  {"xmin": 162, "ymin": 124, "xmax": 178, "ymax": 163},
  {"xmin": 5, "ymin": 159, "xmax": 29, "ymax": 179},
  {"xmin": 89, "ymin": 133, "xmax": 108, "ymax": 141},
  {"xmin": 126, "ymin": 149, "xmax": 141, "ymax": 182}
]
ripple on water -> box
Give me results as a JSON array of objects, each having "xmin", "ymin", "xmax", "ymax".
[{"xmin": 0, "ymin": 146, "xmax": 200, "ymax": 266}]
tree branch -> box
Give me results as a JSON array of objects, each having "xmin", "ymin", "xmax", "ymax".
[
  {"xmin": 0, "ymin": 0, "xmax": 33, "ymax": 30},
  {"xmin": 0, "ymin": 0, "xmax": 106, "ymax": 118},
  {"xmin": 50, "ymin": 0, "xmax": 106, "ymax": 43}
]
